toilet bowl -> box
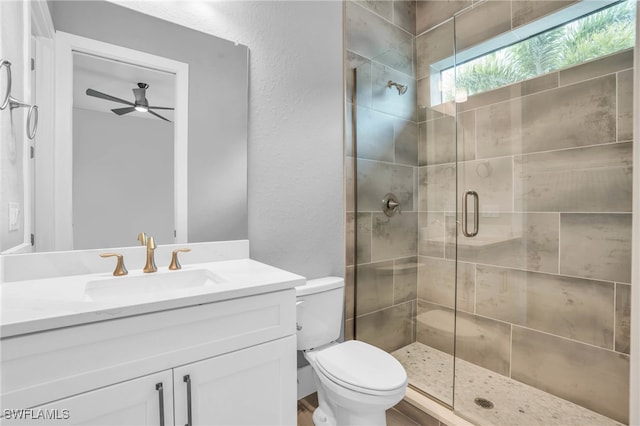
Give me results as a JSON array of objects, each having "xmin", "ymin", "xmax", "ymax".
[{"xmin": 296, "ymin": 277, "xmax": 407, "ymax": 426}]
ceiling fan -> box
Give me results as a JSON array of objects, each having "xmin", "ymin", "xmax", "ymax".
[{"xmin": 85, "ymin": 82, "xmax": 173, "ymax": 122}]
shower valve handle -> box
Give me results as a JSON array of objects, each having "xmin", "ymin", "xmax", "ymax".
[{"xmin": 382, "ymin": 193, "xmax": 401, "ymax": 217}]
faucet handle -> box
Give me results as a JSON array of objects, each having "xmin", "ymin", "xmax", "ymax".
[
  {"xmin": 169, "ymin": 248, "xmax": 191, "ymax": 270},
  {"xmin": 137, "ymin": 232, "xmax": 147, "ymax": 246},
  {"xmin": 100, "ymin": 253, "xmax": 128, "ymax": 276}
]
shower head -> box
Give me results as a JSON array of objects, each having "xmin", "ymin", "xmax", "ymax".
[{"xmin": 387, "ymin": 80, "xmax": 408, "ymax": 95}]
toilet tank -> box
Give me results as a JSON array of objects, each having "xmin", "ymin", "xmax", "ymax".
[{"xmin": 295, "ymin": 277, "xmax": 344, "ymax": 351}]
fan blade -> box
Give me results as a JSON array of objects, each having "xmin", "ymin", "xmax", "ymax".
[
  {"xmin": 148, "ymin": 110, "xmax": 172, "ymax": 122},
  {"xmin": 86, "ymin": 88, "xmax": 134, "ymax": 106},
  {"xmin": 111, "ymin": 107, "xmax": 136, "ymax": 116},
  {"xmin": 148, "ymin": 106, "xmax": 174, "ymax": 110}
]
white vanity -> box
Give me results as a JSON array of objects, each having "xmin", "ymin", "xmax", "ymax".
[{"xmin": 1, "ymin": 241, "xmax": 302, "ymax": 425}]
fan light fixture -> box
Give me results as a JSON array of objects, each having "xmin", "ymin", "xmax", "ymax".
[{"xmin": 85, "ymin": 82, "xmax": 173, "ymax": 122}]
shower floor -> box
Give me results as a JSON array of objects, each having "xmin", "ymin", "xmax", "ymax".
[{"xmin": 391, "ymin": 342, "xmax": 623, "ymax": 426}]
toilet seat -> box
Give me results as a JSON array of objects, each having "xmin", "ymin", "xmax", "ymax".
[{"xmin": 314, "ymin": 341, "xmax": 407, "ymax": 396}]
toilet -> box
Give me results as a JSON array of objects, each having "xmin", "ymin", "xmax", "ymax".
[{"xmin": 296, "ymin": 277, "xmax": 408, "ymax": 426}]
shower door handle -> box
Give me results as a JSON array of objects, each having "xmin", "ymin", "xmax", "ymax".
[{"xmin": 462, "ymin": 190, "xmax": 479, "ymax": 237}]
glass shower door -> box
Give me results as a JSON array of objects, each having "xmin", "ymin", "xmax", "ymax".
[
  {"xmin": 451, "ymin": 1, "xmax": 634, "ymax": 424},
  {"xmin": 350, "ymin": 32, "xmax": 457, "ymax": 405}
]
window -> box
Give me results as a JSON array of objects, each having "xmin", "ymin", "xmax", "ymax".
[{"xmin": 439, "ymin": 0, "xmax": 636, "ymax": 102}]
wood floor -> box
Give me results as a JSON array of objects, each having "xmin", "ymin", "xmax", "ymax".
[{"xmin": 297, "ymin": 393, "xmax": 423, "ymax": 426}]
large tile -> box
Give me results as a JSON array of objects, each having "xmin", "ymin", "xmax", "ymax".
[
  {"xmin": 346, "ymin": 212, "xmax": 355, "ymax": 266},
  {"xmin": 416, "ymin": 301, "xmax": 455, "ymax": 354},
  {"xmin": 346, "ymin": 156, "xmax": 355, "ymax": 212},
  {"xmin": 345, "ymin": 266, "xmax": 355, "ymax": 321},
  {"xmin": 417, "ymin": 256, "xmax": 475, "ymax": 312},
  {"xmin": 421, "ymin": 115, "xmax": 455, "ymax": 165},
  {"xmin": 455, "ymin": 310, "xmax": 511, "ymax": 376},
  {"xmin": 459, "ymin": 156, "xmax": 513, "ymax": 212},
  {"xmin": 511, "ymin": 327, "xmax": 629, "ymax": 424},
  {"xmin": 615, "ymin": 283, "xmax": 631, "ymax": 354},
  {"xmin": 371, "ymin": 62, "xmax": 416, "ymax": 121},
  {"xmin": 346, "ymin": 51, "xmax": 372, "ymax": 107},
  {"xmin": 418, "ymin": 212, "xmax": 445, "ymax": 257},
  {"xmin": 457, "ymin": 72, "xmax": 559, "ymax": 113},
  {"xmin": 455, "ymin": 1, "xmax": 511, "ymax": 52},
  {"xmin": 371, "ymin": 212, "xmax": 418, "ymax": 261},
  {"xmin": 356, "ymin": 212, "xmax": 372, "ymax": 264},
  {"xmin": 355, "ymin": 106, "xmax": 395, "ymax": 162},
  {"xmin": 514, "ymin": 142, "xmax": 633, "ymax": 213},
  {"xmin": 346, "ymin": 1, "xmax": 414, "ymax": 75},
  {"xmin": 393, "ymin": 0, "xmax": 417, "ymax": 35},
  {"xmin": 476, "ymin": 265, "xmax": 615, "ymax": 348},
  {"xmin": 511, "ymin": 1, "xmax": 578, "ymax": 29},
  {"xmin": 618, "ymin": 68, "xmax": 634, "ymax": 142},
  {"xmin": 416, "ymin": 19, "xmax": 454, "ymax": 79},
  {"xmin": 419, "ymin": 111, "xmax": 475, "ymax": 166},
  {"xmin": 394, "ymin": 118, "xmax": 418, "ymax": 166},
  {"xmin": 355, "ymin": 0, "xmax": 393, "ymax": 21},
  {"xmin": 448, "ymin": 213, "xmax": 560, "ymax": 274},
  {"xmin": 418, "ymin": 164, "xmax": 456, "ymax": 212},
  {"xmin": 394, "ymin": 256, "xmax": 418, "ymax": 304},
  {"xmin": 357, "ymin": 158, "xmax": 414, "ymax": 212},
  {"xmin": 344, "ymin": 318, "xmax": 355, "ymax": 341},
  {"xmin": 559, "ymin": 48, "xmax": 633, "ymax": 87},
  {"xmin": 356, "ymin": 260, "xmax": 395, "ymax": 315},
  {"xmin": 476, "ymin": 75, "xmax": 617, "ymax": 158},
  {"xmin": 357, "ymin": 301, "xmax": 414, "ymax": 352},
  {"xmin": 560, "ymin": 213, "xmax": 632, "ymax": 283},
  {"xmin": 416, "ymin": 1, "xmax": 470, "ymax": 35}
]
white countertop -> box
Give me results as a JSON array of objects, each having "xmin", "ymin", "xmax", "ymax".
[{"xmin": 1, "ymin": 258, "xmax": 305, "ymax": 338}]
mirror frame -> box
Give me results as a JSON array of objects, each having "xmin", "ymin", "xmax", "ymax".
[{"xmin": 52, "ymin": 31, "xmax": 189, "ymax": 251}]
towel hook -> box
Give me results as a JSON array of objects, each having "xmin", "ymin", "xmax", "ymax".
[
  {"xmin": 0, "ymin": 59, "xmax": 12, "ymax": 110},
  {"xmin": 1, "ymin": 58, "xmax": 39, "ymax": 139}
]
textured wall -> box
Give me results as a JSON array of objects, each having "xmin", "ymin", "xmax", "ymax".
[{"xmin": 111, "ymin": 1, "xmax": 345, "ymax": 279}]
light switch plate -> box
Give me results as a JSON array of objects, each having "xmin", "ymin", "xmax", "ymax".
[{"xmin": 8, "ymin": 202, "xmax": 20, "ymax": 231}]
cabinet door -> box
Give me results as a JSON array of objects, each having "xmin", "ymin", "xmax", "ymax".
[
  {"xmin": 174, "ymin": 335, "xmax": 296, "ymax": 426},
  {"xmin": 13, "ymin": 370, "xmax": 174, "ymax": 426}
]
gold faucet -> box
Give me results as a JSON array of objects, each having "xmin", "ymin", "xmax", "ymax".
[
  {"xmin": 100, "ymin": 253, "xmax": 128, "ymax": 276},
  {"xmin": 137, "ymin": 232, "xmax": 147, "ymax": 246},
  {"xmin": 143, "ymin": 236, "xmax": 157, "ymax": 273},
  {"xmin": 169, "ymin": 248, "xmax": 191, "ymax": 270}
]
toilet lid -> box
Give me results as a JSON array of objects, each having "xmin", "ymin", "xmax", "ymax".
[{"xmin": 315, "ymin": 340, "xmax": 407, "ymax": 393}]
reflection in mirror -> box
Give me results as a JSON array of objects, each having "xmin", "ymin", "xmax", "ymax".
[
  {"xmin": 0, "ymin": 0, "xmax": 249, "ymax": 254},
  {"xmin": 72, "ymin": 53, "xmax": 176, "ymax": 249}
]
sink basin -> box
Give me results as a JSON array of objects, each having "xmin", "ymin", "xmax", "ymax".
[{"xmin": 84, "ymin": 269, "xmax": 226, "ymax": 302}]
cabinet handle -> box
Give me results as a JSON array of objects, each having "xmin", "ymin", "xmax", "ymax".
[
  {"xmin": 183, "ymin": 374, "xmax": 192, "ymax": 426},
  {"xmin": 155, "ymin": 383, "xmax": 165, "ymax": 426}
]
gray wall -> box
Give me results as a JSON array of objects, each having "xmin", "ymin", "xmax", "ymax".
[
  {"xmin": 73, "ymin": 108, "xmax": 173, "ymax": 249},
  {"xmin": 50, "ymin": 0, "xmax": 248, "ymax": 243}
]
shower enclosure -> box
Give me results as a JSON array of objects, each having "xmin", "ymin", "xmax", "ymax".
[{"xmin": 346, "ymin": 1, "xmax": 634, "ymax": 424}]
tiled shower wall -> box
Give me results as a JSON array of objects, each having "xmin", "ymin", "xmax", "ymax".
[
  {"xmin": 414, "ymin": 2, "xmax": 632, "ymax": 423},
  {"xmin": 345, "ymin": 0, "xmax": 419, "ymax": 347},
  {"xmin": 345, "ymin": 1, "xmax": 632, "ymax": 424}
]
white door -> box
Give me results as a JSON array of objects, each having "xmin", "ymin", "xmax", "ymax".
[
  {"xmin": 21, "ymin": 370, "xmax": 173, "ymax": 426},
  {"xmin": 173, "ymin": 336, "xmax": 297, "ymax": 426}
]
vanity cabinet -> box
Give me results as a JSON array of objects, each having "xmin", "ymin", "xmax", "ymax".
[
  {"xmin": 31, "ymin": 371, "xmax": 174, "ymax": 426},
  {"xmin": 1, "ymin": 289, "xmax": 297, "ymax": 426}
]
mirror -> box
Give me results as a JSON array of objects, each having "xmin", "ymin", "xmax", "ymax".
[{"xmin": 1, "ymin": 0, "xmax": 248, "ymax": 253}]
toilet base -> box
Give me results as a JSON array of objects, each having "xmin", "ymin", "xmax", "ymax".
[{"xmin": 311, "ymin": 404, "xmax": 386, "ymax": 426}]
